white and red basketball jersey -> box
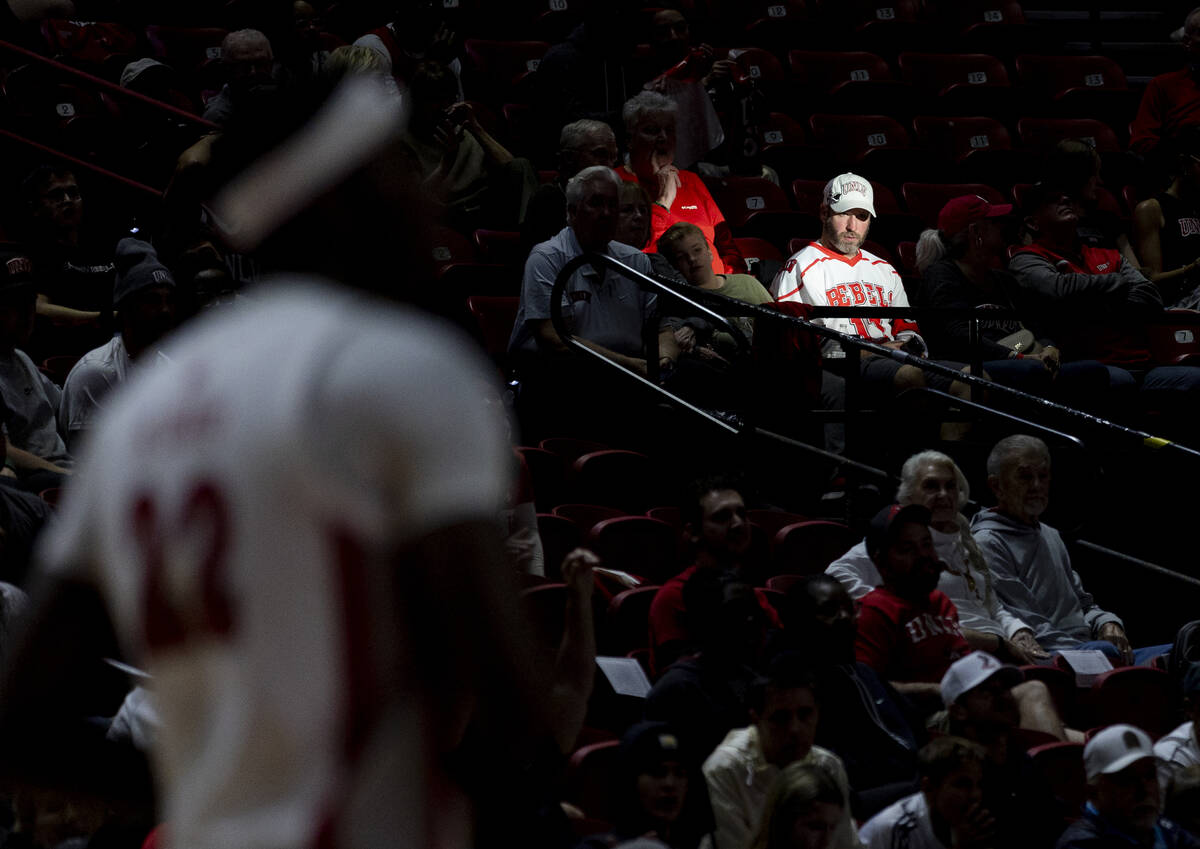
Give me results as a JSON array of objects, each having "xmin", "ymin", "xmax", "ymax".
[
  {"xmin": 770, "ymin": 241, "xmax": 919, "ymax": 355},
  {"xmin": 39, "ymin": 279, "xmax": 511, "ymax": 849}
]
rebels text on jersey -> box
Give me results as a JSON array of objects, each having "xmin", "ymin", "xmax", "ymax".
[{"xmin": 770, "ymin": 241, "xmax": 920, "ymax": 344}]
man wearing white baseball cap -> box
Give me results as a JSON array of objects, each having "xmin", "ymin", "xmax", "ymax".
[
  {"xmin": 770, "ymin": 173, "xmax": 972, "ymax": 420},
  {"xmin": 1058, "ymin": 724, "xmax": 1199, "ymax": 849}
]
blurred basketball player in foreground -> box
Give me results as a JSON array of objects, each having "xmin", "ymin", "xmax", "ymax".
[{"xmin": 0, "ymin": 73, "xmax": 552, "ymax": 849}]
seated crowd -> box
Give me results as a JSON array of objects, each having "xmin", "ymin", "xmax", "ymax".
[{"xmin": 1, "ymin": 2, "xmax": 1200, "ymax": 849}]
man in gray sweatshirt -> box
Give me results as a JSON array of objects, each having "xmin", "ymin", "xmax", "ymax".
[{"xmin": 971, "ymin": 434, "xmax": 1168, "ymax": 666}]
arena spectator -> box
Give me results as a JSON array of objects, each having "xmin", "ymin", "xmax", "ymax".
[
  {"xmin": 1133, "ymin": 128, "xmax": 1200, "ymax": 309},
  {"xmin": 916, "ymin": 195, "xmax": 1110, "ymax": 404},
  {"xmin": 853, "ymin": 503, "xmax": 970, "ymax": 704},
  {"xmin": 203, "ymin": 29, "xmax": 281, "ymax": 127},
  {"xmin": 1155, "ymin": 663, "xmax": 1200, "ymax": 791},
  {"xmin": 972, "ymin": 435, "xmax": 1169, "ymax": 665},
  {"xmin": 859, "ymin": 737, "xmax": 993, "ymax": 849},
  {"xmin": 1042, "ymin": 140, "xmax": 1138, "ymax": 264},
  {"xmin": 827, "ymin": 450, "xmax": 1048, "ymax": 665},
  {"xmin": 1059, "ymin": 725, "xmax": 1200, "ymax": 849},
  {"xmin": 702, "ymin": 655, "xmax": 858, "ymax": 849},
  {"xmin": 524, "ymin": 119, "xmax": 619, "ymax": 250},
  {"xmin": 617, "ymin": 91, "xmax": 745, "ymax": 275},
  {"xmin": 508, "ymin": 165, "xmax": 680, "ymax": 438},
  {"xmin": 645, "ymin": 570, "xmax": 771, "ymax": 760},
  {"xmin": 648, "ymin": 475, "xmax": 780, "ymax": 673},
  {"xmin": 1009, "ymin": 183, "xmax": 1200, "ymax": 386},
  {"xmin": 772, "ymin": 174, "xmax": 971, "ymax": 421},
  {"xmin": 353, "ymin": 0, "xmax": 463, "ymax": 91},
  {"xmin": 533, "ymin": 0, "xmax": 645, "ymax": 148},
  {"xmin": 783, "ymin": 574, "xmax": 923, "ymax": 819},
  {"xmin": 576, "ymin": 721, "xmax": 715, "ymax": 849},
  {"xmin": 59, "ymin": 238, "xmax": 177, "ymax": 450},
  {"xmin": 398, "ymin": 61, "xmax": 537, "ymax": 233},
  {"xmin": 20, "ymin": 165, "xmax": 113, "ymax": 358},
  {"xmin": 1131, "ymin": 8, "xmax": 1200, "ymax": 155},
  {"xmin": 749, "ymin": 761, "xmax": 849, "ymax": 849},
  {"xmin": 0, "ymin": 250, "xmax": 72, "ymax": 489}
]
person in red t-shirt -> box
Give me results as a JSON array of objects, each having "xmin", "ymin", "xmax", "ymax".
[
  {"xmin": 855, "ymin": 504, "xmax": 969, "ymax": 712},
  {"xmin": 648, "ymin": 475, "xmax": 780, "ymax": 674},
  {"xmin": 618, "ymin": 91, "xmax": 745, "ymax": 276}
]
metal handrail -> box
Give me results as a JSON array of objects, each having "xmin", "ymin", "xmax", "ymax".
[
  {"xmin": 0, "ymin": 37, "xmax": 220, "ymax": 132},
  {"xmin": 1073, "ymin": 539, "xmax": 1200, "ymax": 592}
]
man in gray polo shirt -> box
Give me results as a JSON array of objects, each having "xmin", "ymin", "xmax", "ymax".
[{"xmin": 509, "ymin": 165, "xmax": 679, "ymax": 436}]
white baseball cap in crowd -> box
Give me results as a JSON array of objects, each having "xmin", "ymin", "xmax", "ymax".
[
  {"xmin": 823, "ymin": 172, "xmax": 876, "ymax": 218},
  {"xmin": 1084, "ymin": 724, "xmax": 1155, "ymax": 782},
  {"xmin": 940, "ymin": 650, "xmax": 1024, "ymax": 708}
]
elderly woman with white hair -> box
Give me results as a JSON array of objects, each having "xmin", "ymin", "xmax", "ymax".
[
  {"xmin": 617, "ymin": 91, "xmax": 745, "ymax": 276},
  {"xmin": 826, "ymin": 449, "xmax": 1049, "ymax": 666}
]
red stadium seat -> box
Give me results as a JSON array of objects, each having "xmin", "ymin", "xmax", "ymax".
[
  {"xmin": 539, "ymin": 436, "xmax": 611, "ymax": 462},
  {"xmin": 1091, "ymin": 666, "xmax": 1173, "ymax": 739},
  {"xmin": 771, "ymin": 520, "xmax": 858, "ymax": 576},
  {"xmin": 765, "ymin": 573, "xmax": 807, "ymax": 593},
  {"xmin": 733, "ymin": 237, "xmax": 784, "ymax": 266},
  {"xmin": 516, "ymin": 446, "xmax": 567, "ymax": 512},
  {"xmin": 948, "ymin": 1, "xmax": 1048, "ymax": 56},
  {"xmin": 536, "ymin": 513, "xmax": 582, "ymax": 580},
  {"xmin": 808, "ymin": 114, "xmax": 935, "ymax": 185},
  {"xmin": 1148, "ymin": 310, "xmax": 1200, "ymax": 366},
  {"xmin": 603, "ymin": 585, "xmax": 661, "ymax": 655},
  {"xmin": 144, "ymin": 24, "xmax": 227, "ymax": 89},
  {"xmin": 473, "ymin": 229, "xmax": 525, "ymax": 267},
  {"xmin": 571, "ymin": 450, "xmax": 662, "ymax": 513},
  {"xmin": 910, "ymin": 115, "xmax": 1028, "ymax": 187},
  {"xmin": 901, "ymin": 182, "xmax": 1007, "ymax": 230},
  {"xmin": 645, "ymin": 506, "xmax": 683, "ymax": 529},
  {"xmin": 428, "ymin": 227, "xmax": 480, "ymax": 267},
  {"xmin": 435, "ymin": 263, "xmax": 521, "ymax": 299},
  {"xmin": 896, "ymin": 240, "xmax": 918, "ymax": 273},
  {"xmin": 899, "ymin": 52, "xmax": 1015, "ymax": 120},
  {"xmin": 746, "ymin": 508, "xmax": 811, "ymax": 537},
  {"xmin": 742, "ymin": 0, "xmax": 809, "ymax": 46},
  {"xmin": 723, "ymin": 46, "xmax": 787, "ymax": 83},
  {"xmin": 701, "ymin": 176, "xmax": 793, "ymax": 229},
  {"xmin": 1019, "ymin": 664, "xmax": 1076, "ymax": 722},
  {"xmin": 553, "ymin": 503, "xmax": 627, "ymax": 534},
  {"xmin": 787, "ymin": 50, "xmax": 911, "ymax": 115},
  {"xmin": 1016, "ymin": 117, "xmax": 1122, "ymax": 155},
  {"xmin": 758, "ymin": 112, "xmax": 808, "ymax": 152},
  {"xmin": 463, "ymin": 39, "xmax": 550, "ymax": 103},
  {"xmin": 587, "ymin": 516, "xmax": 680, "ymax": 584},
  {"xmin": 1027, "ymin": 742, "xmax": 1086, "ymax": 815},
  {"xmin": 566, "ymin": 740, "xmax": 622, "ymax": 824},
  {"xmin": 1014, "ymin": 54, "xmax": 1137, "ymax": 122},
  {"xmin": 466, "ymin": 295, "xmax": 519, "ymax": 360}
]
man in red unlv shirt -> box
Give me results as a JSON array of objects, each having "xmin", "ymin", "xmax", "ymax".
[
  {"xmin": 855, "ymin": 504, "xmax": 969, "ymax": 714},
  {"xmin": 771, "ymin": 173, "xmax": 970, "ymax": 405}
]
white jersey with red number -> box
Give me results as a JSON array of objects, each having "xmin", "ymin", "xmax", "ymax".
[
  {"xmin": 38, "ymin": 279, "xmax": 511, "ymax": 849},
  {"xmin": 770, "ymin": 241, "xmax": 919, "ymax": 355}
]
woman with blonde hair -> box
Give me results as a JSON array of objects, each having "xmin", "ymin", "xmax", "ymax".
[{"xmin": 750, "ymin": 762, "xmax": 846, "ymax": 849}]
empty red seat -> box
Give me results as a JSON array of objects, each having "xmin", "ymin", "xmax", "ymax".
[
  {"xmin": 1028, "ymin": 741, "xmax": 1087, "ymax": 814},
  {"xmin": 536, "ymin": 513, "xmax": 582, "ymax": 581},
  {"xmin": 604, "ymin": 584, "xmax": 662, "ymax": 655},
  {"xmin": 771, "ymin": 521, "xmax": 857, "ymax": 576},
  {"xmin": 911, "ymin": 115, "xmax": 1013, "ymax": 163},
  {"xmin": 466, "ymin": 295, "xmax": 519, "ymax": 360},
  {"xmin": 809, "ymin": 113, "xmax": 910, "ymax": 160},
  {"xmin": 463, "ymin": 39, "xmax": 550, "ymax": 103},
  {"xmin": 567, "ymin": 740, "xmax": 622, "ymax": 824},
  {"xmin": 733, "ymin": 237, "xmax": 784, "ymax": 266},
  {"xmin": 900, "ymin": 52, "xmax": 1014, "ymax": 120},
  {"xmin": 571, "ymin": 450, "xmax": 661, "ymax": 513},
  {"xmin": 645, "ymin": 506, "xmax": 683, "ymax": 529},
  {"xmin": 539, "ymin": 436, "xmax": 610, "ymax": 462},
  {"xmin": 701, "ymin": 175, "xmax": 793, "ymax": 230},
  {"xmin": 553, "ymin": 503, "xmax": 627, "ymax": 534},
  {"xmin": 1091, "ymin": 666, "xmax": 1173, "ymax": 740},
  {"xmin": 1014, "ymin": 54, "xmax": 1137, "ymax": 121},
  {"xmin": 473, "ymin": 229, "xmax": 525, "ymax": 266},
  {"xmin": 145, "ymin": 24, "xmax": 228, "ymax": 74},
  {"xmin": 758, "ymin": 112, "xmax": 808, "ymax": 152},
  {"xmin": 746, "ymin": 508, "xmax": 811, "ymax": 537},
  {"xmin": 587, "ymin": 516, "xmax": 680, "ymax": 584},
  {"xmin": 1148, "ymin": 309, "xmax": 1200, "ymax": 366},
  {"xmin": 901, "ymin": 182, "xmax": 1007, "ymax": 230}
]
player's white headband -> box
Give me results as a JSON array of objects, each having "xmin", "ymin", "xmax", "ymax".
[{"xmin": 211, "ymin": 74, "xmax": 407, "ymax": 253}]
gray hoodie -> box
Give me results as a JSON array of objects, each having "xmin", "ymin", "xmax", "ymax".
[{"xmin": 970, "ymin": 508, "xmax": 1121, "ymax": 651}]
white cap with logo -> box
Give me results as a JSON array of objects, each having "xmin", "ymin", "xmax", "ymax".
[
  {"xmin": 823, "ymin": 173, "xmax": 876, "ymax": 218},
  {"xmin": 1084, "ymin": 724, "xmax": 1155, "ymax": 782},
  {"xmin": 940, "ymin": 651, "xmax": 1024, "ymax": 707}
]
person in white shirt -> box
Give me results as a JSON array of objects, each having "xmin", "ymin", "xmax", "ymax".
[
  {"xmin": 860, "ymin": 737, "xmax": 993, "ymax": 849},
  {"xmin": 702, "ymin": 655, "xmax": 859, "ymax": 849},
  {"xmin": 1156, "ymin": 663, "xmax": 1200, "ymax": 792},
  {"xmin": 826, "ymin": 449, "xmax": 1047, "ymax": 666}
]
